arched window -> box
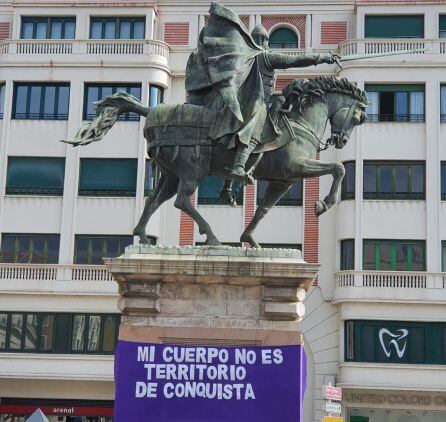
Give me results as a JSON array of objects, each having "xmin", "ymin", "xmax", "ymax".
[{"xmin": 269, "ymin": 27, "xmax": 299, "ymax": 49}]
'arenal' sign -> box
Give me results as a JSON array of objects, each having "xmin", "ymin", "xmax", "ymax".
[{"xmin": 114, "ymin": 340, "xmax": 307, "ymax": 422}]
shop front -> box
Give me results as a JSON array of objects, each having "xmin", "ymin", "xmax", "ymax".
[
  {"xmin": 0, "ymin": 399, "xmax": 113, "ymax": 422},
  {"xmin": 344, "ymin": 389, "xmax": 446, "ymax": 422}
]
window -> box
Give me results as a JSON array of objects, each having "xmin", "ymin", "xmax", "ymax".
[
  {"xmin": 0, "ymin": 312, "xmax": 119, "ymax": 354},
  {"xmin": 440, "ymin": 15, "xmax": 446, "ymax": 38},
  {"xmin": 363, "ymin": 240, "xmax": 425, "ymax": 271},
  {"xmin": 442, "ymin": 163, "xmax": 446, "ymax": 200},
  {"xmin": 197, "ymin": 176, "xmax": 243, "ymax": 205},
  {"xmin": 13, "ymin": 83, "xmax": 70, "ymax": 120},
  {"xmin": 0, "ymin": 234, "xmax": 60, "ymax": 264},
  {"xmin": 257, "ymin": 180, "xmax": 303, "ymax": 206},
  {"xmin": 268, "ymin": 28, "xmax": 299, "ymax": 49},
  {"xmin": 364, "ymin": 15, "xmax": 424, "ymax": 38},
  {"xmin": 341, "ymin": 239, "xmax": 354, "ymax": 270},
  {"xmin": 260, "ymin": 243, "xmax": 301, "ymax": 249},
  {"xmin": 6, "ymin": 157, "xmax": 65, "ymax": 196},
  {"xmin": 90, "ymin": 17, "xmax": 145, "ymax": 39},
  {"xmin": 79, "ymin": 158, "xmax": 137, "ymax": 197},
  {"xmin": 0, "ymin": 83, "xmax": 5, "ymax": 119},
  {"xmin": 363, "ymin": 161, "xmax": 425, "ymax": 200},
  {"xmin": 365, "ymin": 84, "xmax": 424, "ymax": 122},
  {"xmin": 74, "ymin": 235, "xmax": 133, "ymax": 264},
  {"xmin": 442, "ymin": 241, "xmax": 446, "ymax": 271},
  {"xmin": 149, "ymin": 84, "xmax": 164, "ymax": 108},
  {"xmin": 21, "ymin": 17, "xmax": 75, "ymax": 39},
  {"xmin": 345, "ymin": 320, "xmax": 446, "ymax": 365},
  {"xmin": 145, "ymin": 160, "xmax": 160, "ymax": 196},
  {"xmin": 441, "ymin": 85, "xmax": 446, "ymax": 123},
  {"xmin": 84, "ymin": 84, "xmax": 141, "ymax": 121},
  {"xmin": 341, "ymin": 161, "xmax": 355, "ymax": 200}
]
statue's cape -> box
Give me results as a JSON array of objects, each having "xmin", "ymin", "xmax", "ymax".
[{"xmin": 185, "ymin": 2, "xmax": 265, "ymax": 146}]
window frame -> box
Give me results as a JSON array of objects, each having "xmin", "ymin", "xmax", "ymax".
[
  {"xmin": 364, "ymin": 14, "xmax": 425, "ymax": 39},
  {"xmin": 149, "ymin": 84, "xmax": 164, "ymax": 108},
  {"xmin": 256, "ymin": 180, "xmax": 303, "ymax": 206},
  {"xmin": 83, "ymin": 83, "xmax": 141, "ymax": 121},
  {"xmin": 20, "ymin": 16, "xmax": 76, "ymax": 40},
  {"xmin": 197, "ymin": 175, "xmax": 244, "ymax": 206},
  {"xmin": 0, "ymin": 233, "xmax": 60, "ymax": 264},
  {"xmin": 12, "ymin": 83, "xmax": 70, "ymax": 121},
  {"xmin": 0, "ymin": 312, "xmax": 120, "ymax": 354},
  {"xmin": 268, "ymin": 27, "xmax": 300, "ymax": 49},
  {"xmin": 340, "ymin": 239, "xmax": 355, "ymax": 270},
  {"xmin": 0, "ymin": 83, "xmax": 5, "ymax": 119},
  {"xmin": 89, "ymin": 16, "xmax": 145, "ymax": 40},
  {"xmin": 441, "ymin": 85, "xmax": 446, "ymax": 123},
  {"xmin": 345, "ymin": 320, "xmax": 446, "ymax": 365},
  {"xmin": 6, "ymin": 156, "xmax": 66, "ymax": 196},
  {"xmin": 78, "ymin": 158, "xmax": 138, "ymax": 197},
  {"xmin": 74, "ymin": 235, "xmax": 133, "ymax": 264},
  {"xmin": 363, "ymin": 161, "xmax": 425, "ymax": 200},
  {"xmin": 365, "ymin": 84, "xmax": 425, "ymax": 123},
  {"xmin": 362, "ymin": 239, "xmax": 426, "ymax": 271},
  {"xmin": 341, "ymin": 161, "xmax": 355, "ymax": 200}
]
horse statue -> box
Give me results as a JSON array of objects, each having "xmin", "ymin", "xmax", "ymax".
[{"xmin": 63, "ymin": 76, "xmax": 368, "ymax": 247}]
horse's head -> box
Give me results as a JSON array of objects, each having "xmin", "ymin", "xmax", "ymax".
[
  {"xmin": 282, "ymin": 76, "xmax": 369, "ymax": 151},
  {"xmin": 328, "ymin": 98, "xmax": 368, "ymax": 149}
]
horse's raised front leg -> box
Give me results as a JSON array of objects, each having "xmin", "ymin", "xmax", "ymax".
[
  {"xmin": 175, "ymin": 179, "xmax": 221, "ymax": 246},
  {"xmin": 300, "ymin": 158, "xmax": 345, "ymax": 217},
  {"xmin": 133, "ymin": 173, "xmax": 179, "ymax": 244},
  {"xmin": 240, "ymin": 181, "xmax": 292, "ymax": 248}
]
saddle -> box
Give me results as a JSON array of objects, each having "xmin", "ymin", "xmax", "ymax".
[{"xmin": 145, "ymin": 103, "xmax": 292, "ymax": 153}]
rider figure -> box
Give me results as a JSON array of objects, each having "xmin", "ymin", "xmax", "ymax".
[
  {"xmin": 228, "ymin": 25, "xmax": 337, "ymax": 183},
  {"xmin": 185, "ymin": 3, "xmax": 337, "ymax": 185}
]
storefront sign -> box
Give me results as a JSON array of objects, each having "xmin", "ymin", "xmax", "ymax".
[
  {"xmin": 378, "ymin": 328, "xmax": 409, "ymax": 359},
  {"xmin": 323, "ymin": 417, "xmax": 344, "ymax": 422},
  {"xmin": 343, "ymin": 389, "xmax": 446, "ymax": 410},
  {"xmin": 324, "ymin": 385, "xmax": 342, "ymax": 401},
  {"xmin": 114, "ymin": 340, "xmax": 307, "ymax": 421},
  {"xmin": 0, "ymin": 405, "xmax": 113, "ymax": 417},
  {"xmin": 325, "ymin": 402, "xmax": 342, "ymax": 414}
]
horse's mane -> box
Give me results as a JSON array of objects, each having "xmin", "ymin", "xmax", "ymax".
[{"xmin": 282, "ymin": 76, "xmax": 370, "ymax": 113}]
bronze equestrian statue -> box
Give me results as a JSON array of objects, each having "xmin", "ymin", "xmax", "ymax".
[{"xmin": 63, "ymin": 4, "xmax": 369, "ymax": 247}]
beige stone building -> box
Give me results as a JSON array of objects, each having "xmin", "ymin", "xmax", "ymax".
[{"xmin": 0, "ymin": 0, "xmax": 445, "ymax": 421}]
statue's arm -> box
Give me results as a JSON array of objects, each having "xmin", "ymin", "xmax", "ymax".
[{"xmin": 265, "ymin": 51, "xmax": 334, "ymax": 69}]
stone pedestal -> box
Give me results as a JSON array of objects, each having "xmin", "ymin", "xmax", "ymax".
[{"xmin": 105, "ymin": 245, "xmax": 319, "ymax": 347}]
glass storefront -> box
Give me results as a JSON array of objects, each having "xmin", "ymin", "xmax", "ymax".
[{"xmin": 348, "ymin": 408, "xmax": 446, "ymax": 422}]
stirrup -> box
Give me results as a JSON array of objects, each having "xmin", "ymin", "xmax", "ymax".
[{"xmin": 219, "ymin": 188, "xmax": 237, "ymax": 206}]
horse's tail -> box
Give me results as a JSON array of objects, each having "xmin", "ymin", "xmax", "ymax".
[{"xmin": 61, "ymin": 91, "xmax": 149, "ymax": 147}]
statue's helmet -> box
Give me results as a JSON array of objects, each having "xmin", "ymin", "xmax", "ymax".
[{"xmin": 251, "ymin": 25, "xmax": 269, "ymax": 49}]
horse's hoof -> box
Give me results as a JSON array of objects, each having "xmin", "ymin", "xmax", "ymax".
[
  {"xmin": 206, "ymin": 238, "xmax": 222, "ymax": 246},
  {"xmin": 240, "ymin": 233, "xmax": 260, "ymax": 248},
  {"xmin": 314, "ymin": 200, "xmax": 327, "ymax": 217},
  {"xmin": 219, "ymin": 188, "xmax": 236, "ymax": 206}
]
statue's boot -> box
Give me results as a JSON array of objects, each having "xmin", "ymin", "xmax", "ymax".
[{"xmin": 227, "ymin": 141, "xmax": 257, "ymax": 185}]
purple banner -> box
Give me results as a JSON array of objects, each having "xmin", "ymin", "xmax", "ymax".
[{"xmin": 114, "ymin": 340, "xmax": 306, "ymax": 422}]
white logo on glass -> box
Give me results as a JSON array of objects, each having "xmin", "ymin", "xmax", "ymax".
[{"xmin": 378, "ymin": 328, "xmax": 409, "ymax": 359}]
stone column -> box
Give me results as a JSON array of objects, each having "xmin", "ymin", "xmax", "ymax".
[{"xmin": 105, "ymin": 246, "xmax": 318, "ymax": 346}]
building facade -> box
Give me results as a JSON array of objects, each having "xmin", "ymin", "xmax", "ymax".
[{"xmin": 0, "ymin": 0, "xmax": 445, "ymax": 421}]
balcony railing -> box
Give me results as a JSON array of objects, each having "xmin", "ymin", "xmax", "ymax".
[
  {"xmin": 339, "ymin": 39, "xmax": 446, "ymax": 57},
  {"xmin": 0, "ymin": 263, "xmax": 114, "ymax": 282},
  {"xmin": 336, "ymin": 270, "xmax": 446, "ymax": 289},
  {"xmin": 0, "ymin": 39, "xmax": 170, "ymax": 64}
]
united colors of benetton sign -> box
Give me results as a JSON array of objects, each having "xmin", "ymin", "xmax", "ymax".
[{"xmin": 114, "ymin": 340, "xmax": 306, "ymax": 422}]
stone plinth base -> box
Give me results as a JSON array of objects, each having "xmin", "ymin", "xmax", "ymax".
[{"xmin": 105, "ymin": 245, "xmax": 319, "ymax": 346}]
